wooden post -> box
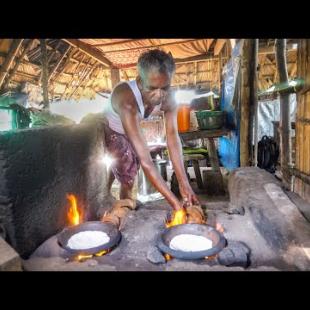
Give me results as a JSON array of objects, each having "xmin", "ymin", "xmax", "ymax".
[
  {"xmin": 249, "ymin": 39, "xmax": 259, "ymax": 166},
  {"xmin": 0, "ymin": 39, "xmax": 23, "ymax": 89},
  {"xmin": 206, "ymin": 137, "xmax": 225, "ymax": 194},
  {"xmin": 240, "ymin": 39, "xmax": 254, "ymax": 166},
  {"xmin": 253, "ymin": 39, "xmax": 259, "ymax": 167},
  {"xmin": 275, "ymin": 39, "xmax": 292, "ymax": 188},
  {"xmin": 40, "ymin": 39, "xmax": 49, "ymax": 109},
  {"xmin": 111, "ymin": 67, "xmax": 120, "ymax": 88}
]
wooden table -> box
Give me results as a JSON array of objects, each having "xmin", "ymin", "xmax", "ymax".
[{"xmin": 179, "ymin": 127, "xmax": 230, "ymax": 193}]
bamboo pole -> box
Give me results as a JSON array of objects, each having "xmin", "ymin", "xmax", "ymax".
[
  {"xmin": 40, "ymin": 39, "xmax": 49, "ymax": 109},
  {"xmin": 275, "ymin": 39, "xmax": 292, "ymax": 189},
  {"xmin": 240, "ymin": 39, "xmax": 254, "ymax": 166},
  {"xmin": 253, "ymin": 39, "xmax": 259, "ymax": 166}
]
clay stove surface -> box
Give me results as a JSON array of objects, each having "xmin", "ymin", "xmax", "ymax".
[{"xmin": 24, "ymin": 195, "xmax": 304, "ymax": 271}]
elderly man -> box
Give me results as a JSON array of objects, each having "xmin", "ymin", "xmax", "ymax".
[{"xmin": 103, "ymin": 49, "xmax": 199, "ymax": 210}]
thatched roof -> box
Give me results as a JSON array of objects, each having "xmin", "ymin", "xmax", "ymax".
[{"xmin": 0, "ymin": 39, "xmax": 298, "ymax": 100}]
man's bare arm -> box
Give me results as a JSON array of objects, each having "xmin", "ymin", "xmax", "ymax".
[{"xmin": 163, "ymin": 95, "xmax": 200, "ymax": 205}]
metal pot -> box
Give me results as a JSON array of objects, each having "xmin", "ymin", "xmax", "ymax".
[
  {"xmin": 157, "ymin": 223, "xmax": 226, "ymax": 260},
  {"xmin": 57, "ymin": 221, "xmax": 121, "ymax": 256}
]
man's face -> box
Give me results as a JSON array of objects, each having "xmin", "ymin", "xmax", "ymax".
[{"xmin": 138, "ymin": 70, "xmax": 172, "ymax": 106}]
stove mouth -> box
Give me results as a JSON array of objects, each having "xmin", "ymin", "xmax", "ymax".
[
  {"xmin": 156, "ymin": 223, "xmax": 226, "ymax": 260},
  {"xmin": 57, "ymin": 221, "xmax": 121, "ymax": 257}
]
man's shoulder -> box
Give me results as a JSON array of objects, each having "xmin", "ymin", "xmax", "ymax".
[
  {"xmin": 111, "ymin": 82, "xmax": 137, "ymax": 113},
  {"xmin": 113, "ymin": 82, "xmax": 132, "ymax": 97}
]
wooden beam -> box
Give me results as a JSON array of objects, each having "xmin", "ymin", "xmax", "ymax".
[
  {"xmin": 252, "ymin": 39, "xmax": 259, "ymax": 166},
  {"xmin": 61, "ymin": 53, "xmax": 87, "ymax": 99},
  {"xmin": 194, "ymin": 62, "xmax": 197, "ymax": 85},
  {"xmin": 111, "ymin": 67, "xmax": 120, "ymax": 88},
  {"xmin": 276, "ymin": 39, "xmax": 292, "ymax": 189},
  {"xmin": 40, "ymin": 39, "xmax": 49, "ymax": 108},
  {"xmin": 92, "ymin": 39, "xmax": 143, "ymax": 47},
  {"xmin": 240, "ymin": 39, "xmax": 254, "ymax": 167},
  {"xmin": 102, "ymin": 39, "xmax": 204, "ymax": 54},
  {"xmin": 122, "ymin": 69, "xmax": 129, "ymax": 81},
  {"xmin": 117, "ymin": 54, "xmax": 228, "ymax": 69},
  {"xmin": 68, "ymin": 62, "xmax": 95, "ymax": 99},
  {"xmin": 11, "ymin": 71, "xmax": 67, "ymax": 86},
  {"xmin": 174, "ymin": 53, "xmax": 223, "ymax": 64},
  {"xmin": 214, "ymin": 39, "xmax": 226, "ymax": 56},
  {"xmin": 259, "ymin": 44, "xmax": 296, "ymax": 55},
  {"xmin": 63, "ymin": 39, "xmax": 112, "ymax": 67},
  {"xmin": 0, "ymin": 39, "xmax": 24, "ymax": 89},
  {"xmin": 2, "ymin": 40, "xmax": 32, "ymax": 91},
  {"xmin": 47, "ymin": 41, "xmax": 61, "ymax": 64},
  {"xmin": 50, "ymin": 47, "xmax": 76, "ymax": 85},
  {"xmin": 207, "ymin": 39, "xmax": 215, "ymax": 51},
  {"xmin": 48, "ymin": 45, "xmax": 71, "ymax": 82}
]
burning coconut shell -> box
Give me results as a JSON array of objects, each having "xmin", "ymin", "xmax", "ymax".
[
  {"xmin": 186, "ymin": 205, "xmax": 206, "ymax": 224},
  {"xmin": 101, "ymin": 198, "xmax": 136, "ymax": 229}
]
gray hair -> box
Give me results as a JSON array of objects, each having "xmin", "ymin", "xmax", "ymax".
[{"xmin": 137, "ymin": 49, "xmax": 176, "ymax": 79}]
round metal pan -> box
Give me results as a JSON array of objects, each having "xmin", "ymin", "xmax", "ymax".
[
  {"xmin": 157, "ymin": 223, "xmax": 226, "ymax": 260},
  {"xmin": 57, "ymin": 221, "xmax": 121, "ymax": 256}
]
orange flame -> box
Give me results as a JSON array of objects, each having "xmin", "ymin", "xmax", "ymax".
[
  {"xmin": 164, "ymin": 253, "xmax": 172, "ymax": 261},
  {"xmin": 67, "ymin": 194, "xmax": 81, "ymax": 226},
  {"xmin": 76, "ymin": 250, "xmax": 108, "ymax": 262},
  {"xmin": 164, "ymin": 208, "xmax": 187, "ymax": 261},
  {"xmin": 77, "ymin": 254, "xmax": 93, "ymax": 261},
  {"xmin": 166, "ymin": 208, "xmax": 187, "ymax": 228},
  {"xmin": 95, "ymin": 250, "xmax": 108, "ymax": 257}
]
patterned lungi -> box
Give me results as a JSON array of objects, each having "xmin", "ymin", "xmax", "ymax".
[{"xmin": 103, "ymin": 123, "xmax": 140, "ymax": 186}]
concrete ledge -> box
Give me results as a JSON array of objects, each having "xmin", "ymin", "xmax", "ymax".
[
  {"xmin": 0, "ymin": 236, "xmax": 22, "ymax": 271},
  {"xmin": 228, "ymin": 167, "xmax": 310, "ymax": 270}
]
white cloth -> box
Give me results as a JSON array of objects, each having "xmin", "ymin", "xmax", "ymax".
[{"xmin": 104, "ymin": 80, "xmax": 145, "ymax": 134}]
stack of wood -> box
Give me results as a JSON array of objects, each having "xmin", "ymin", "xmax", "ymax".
[{"xmin": 101, "ymin": 199, "xmax": 137, "ymax": 229}]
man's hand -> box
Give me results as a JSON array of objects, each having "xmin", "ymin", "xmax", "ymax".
[{"xmin": 179, "ymin": 182, "xmax": 200, "ymax": 207}]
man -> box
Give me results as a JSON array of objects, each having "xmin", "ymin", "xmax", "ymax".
[{"xmin": 103, "ymin": 49, "xmax": 199, "ymax": 210}]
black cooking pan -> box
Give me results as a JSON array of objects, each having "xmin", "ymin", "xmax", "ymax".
[
  {"xmin": 157, "ymin": 223, "xmax": 226, "ymax": 260},
  {"xmin": 57, "ymin": 221, "xmax": 121, "ymax": 256}
]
